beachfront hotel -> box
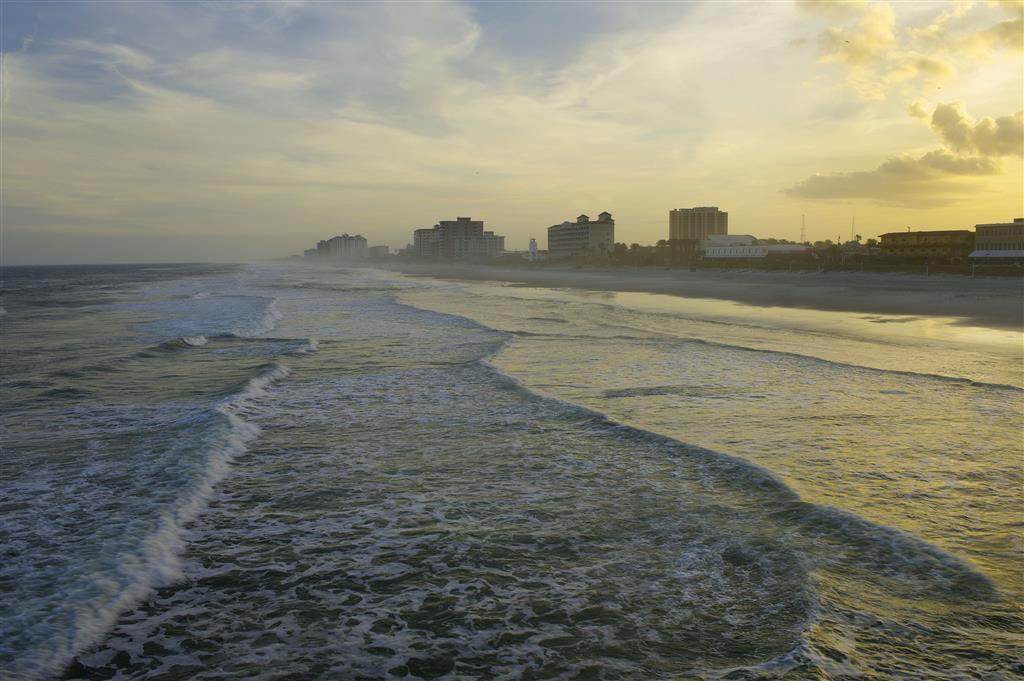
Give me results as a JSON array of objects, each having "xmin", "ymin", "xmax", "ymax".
[
  {"xmin": 878, "ymin": 230, "xmax": 975, "ymax": 260},
  {"xmin": 971, "ymin": 218, "xmax": 1024, "ymax": 259},
  {"xmin": 547, "ymin": 212, "xmax": 615, "ymax": 259},
  {"xmin": 669, "ymin": 206, "xmax": 728, "ymax": 241}
]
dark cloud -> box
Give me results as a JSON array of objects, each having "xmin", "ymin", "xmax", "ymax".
[
  {"xmin": 930, "ymin": 102, "xmax": 1024, "ymax": 157},
  {"xmin": 784, "ymin": 150, "xmax": 997, "ymax": 206}
]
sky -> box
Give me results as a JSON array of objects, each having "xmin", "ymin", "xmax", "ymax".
[{"xmin": 1, "ymin": 0, "xmax": 1022, "ymax": 264}]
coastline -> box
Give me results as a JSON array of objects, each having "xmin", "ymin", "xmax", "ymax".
[{"xmin": 379, "ymin": 263, "xmax": 1024, "ymax": 330}]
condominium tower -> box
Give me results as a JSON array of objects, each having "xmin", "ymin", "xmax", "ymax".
[
  {"xmin": 316, "ymin": 233, "xmax": 368, "ymax": 259},
  {"xmin": 413, "ymin": 217, "xmax": 505, "ymax": 260},
  {"xmin": 669, "ymin": 207, "xmax": 728, "ymax": 241}
]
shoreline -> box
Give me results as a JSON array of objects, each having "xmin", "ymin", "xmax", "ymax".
[{"xmin": 377, "ymin": 263, "xmax": 1024, "ymax": 330}]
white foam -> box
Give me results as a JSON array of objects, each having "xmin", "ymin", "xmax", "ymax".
[
  {"xmin": 293, "ymin": 338, "xmax": 319, "ymax": 354},
  {"xmin": 11, "ymin": 364, "xmax": 290, "ymax": 680},
  {"xmin": 181, "ymin": 335, "xmax": 208, "ymax": 347}
]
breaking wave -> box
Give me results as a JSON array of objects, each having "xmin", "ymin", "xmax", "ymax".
[{"xmin": 6, "ymin": 364, "xmax": 289, "ymax": 681}]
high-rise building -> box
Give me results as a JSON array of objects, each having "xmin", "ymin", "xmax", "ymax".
[
  {"xmin": 411, "ymin": 217, "xmax": 505, "ymax": 260},
  {"xmin": 316, "ymin": 234, "xmax": 368, "ymax": 259},
  {"xmin": 669, "ymin": 207, "xmax": 728, "ymax": 241},
  {"xmin": 413, "ymin": 228, "xmax": 438, "ymax": 258},
  {"xmin": 547, "ymin": 212, "xmax": 615, "ymax": 259}
]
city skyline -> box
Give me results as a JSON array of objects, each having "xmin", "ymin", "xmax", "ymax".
[{"xmin": 2, "ymin": 1, "xmax": 1022, "ymax": 264}]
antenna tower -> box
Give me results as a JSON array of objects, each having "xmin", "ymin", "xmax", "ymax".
[
  {"xmin": 800, "ymin": 214, "xmax": 806, "ymax": 244},
  {"xmin": 850, "ymin": 216, "xmax": 856, "ymax": 243}
]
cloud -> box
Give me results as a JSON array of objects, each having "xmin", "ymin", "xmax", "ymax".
[
  {"xmin": 784, "ymin": 149, "xmax": 998, "ymax": 205},
  {"xmin": 810, "ymin": 2, "xmax": 959, "ymax": 99},
  {"xmin": 909, "ymin": 0, "xmax": 977, "ymax": 43},
  {"xmin": 796, "ymin": 0, "xmax": 869, "ymax": 16},
  {"xmin": 958, "ymin": 18, "xmax": 1024, "ymax": 56},
  {"xmin": 907, "ymin": 97, "xmax": 931, "ymax": 119},
  {"xmin": 930, "ymin": 102, "xmax": 1024, "ymax": 156},
  {"xmin": 918, "ymin": 148, "xmax": 1001, "ymax": 173},
  {"xmin": 803, "ymin": 0, "xmax": 1021, "ymax": 99},
  {"xmin": 817, "ymin": 2, "xmax": 896, "ymax": 67},
  {"xmin": 785, "ymin": 101, "xmax": 1019, "ymax": 204},
  {"xmin": 1, "ymin": 1, "xmax": 1020, "ymax": 262}
]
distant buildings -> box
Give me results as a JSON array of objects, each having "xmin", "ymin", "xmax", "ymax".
[
  {"xmin": 547, "ymin": 212, "xmax": 615, "ymax": 259},
  {"xmin": 701, "ymin": 234, "xmax": 764, "ymax": 259},
  {"xmin": 971, "ymin": 218, "xmax": 1024, "ymax": 259},
  {"xmin": 699, "ymin": 235, "xmax": 811, "ymax": 260},
  {"xmin": 878, "ymin": 230, "xmax": 974, "ymax": 259},
  {"xmin": 412, "ymin": 217, "xmax": 505, "ymax": 260},
  {"xmin": 670, "ymin": 207, "xmax": 728, "ymax": 241},
  {"xmin": 368, "ymin": 245, "xmax": 390, "ymax": 258},
  {"xmin": 316, "ymin": 234, "xmax": 368, "ymax": 259}
]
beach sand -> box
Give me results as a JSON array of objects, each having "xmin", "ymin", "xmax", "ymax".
[{"xmin": 384, "ymin": 263, "xmax": 1024, "ymax": 330}]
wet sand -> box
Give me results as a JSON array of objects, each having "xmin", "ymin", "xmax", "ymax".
[{"xmin": 383, "ymin": 263, "xmax": 1024, "ymax": 330}]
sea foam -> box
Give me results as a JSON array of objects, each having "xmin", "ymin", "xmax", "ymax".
[{"xmin": 8, "ymin": 364, "xmax": 290, "ymax": 681}]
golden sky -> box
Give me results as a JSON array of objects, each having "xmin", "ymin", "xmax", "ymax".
[{"xmin": 2, "ymin": 0, "xmax": 1022, "ymax": 263}]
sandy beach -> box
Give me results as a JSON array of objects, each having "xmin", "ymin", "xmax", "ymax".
[{"xmin": 384, "ymin": 263, "xmax": 1024, "ymax": 330}]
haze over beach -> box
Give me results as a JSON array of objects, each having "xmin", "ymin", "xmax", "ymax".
[
  {"xmin": 2, "ymin": 2, "xmax": 1023, "ymax": 680},
  {"xmin": 1, "ymin": 0, "xmax": 1023, "ymax": 263}
]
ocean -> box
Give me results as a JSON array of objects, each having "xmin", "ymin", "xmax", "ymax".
[{"xmin": 1, "ymin": 262, "xmax": 1021, "ymax": 680}]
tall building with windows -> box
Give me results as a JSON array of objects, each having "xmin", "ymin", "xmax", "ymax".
[
  {"xmin": 316, "ymin": 233, "xmax": 368, "ymax": 259},
  {"xmin": 411, "ymin": 217, "xmax": 505, "ymax": 260},
  {"xmin": 669, "ymin": 207, "xmax": 728, "ymax": 241},
  {"xmin": 547, "ymin": 212, "xmax": 615, "ymax": 259}
]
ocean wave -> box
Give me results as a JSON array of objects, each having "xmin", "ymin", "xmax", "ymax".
[
  {"xmin": 408, "ymin": 287, "xmax": 1021, "ymax": 391},
  {"xmin": 675, "ymin": 337, "xmax": 1024, "ymax": 392},
  {"xmin": 230, "ymin": 299, "xmax": 282, "ymax": 338},
  {"xmin": 475, "ymin": 355, "xmax": 998, "ymax": 603},
  {"xmin": 181, "ymin": 335, "xmax": 208, "ymax": 347},
  {"xmin": 291, "ymin": 338, "xmax": 319, "ymax": 355},
  {"xmin": 394, "ymin": 292, "xmax": 1007, "ymax": 599},
  {"xmin": 8, "ymin": 364, "xmax": 290, "ymax": 681}
]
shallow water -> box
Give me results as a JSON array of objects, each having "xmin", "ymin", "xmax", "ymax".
[{"xmin": 1, "ymin": 262, "xmax": 1020, "ymax": 679}]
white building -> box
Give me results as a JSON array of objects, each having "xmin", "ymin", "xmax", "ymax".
[
  {"xmin": 970, "ymin": 218, "xmax": 1024, "ymax": 260},
  {"xmin": 701, "ymin": 234, "xmax": 765, "ymax": 259}
]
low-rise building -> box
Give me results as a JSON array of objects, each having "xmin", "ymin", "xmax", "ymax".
[
  {"xmin": 970, "ymin": 218, "xmax": 1024, "ymax": 260},
  {"xmin": 547, "ymin": 212, "xmax": 615, "ymax": 259},
  {"xmin": 764, "ymin": 244, "xmax": 813, "ymax": 258},
  {"xmin": 701, "ymin": 234, "xmax": 765, "ymax": 259},
  {"xmin": 878, "ymin": 230, "xmax": 974, "ymax": 260},
  {"xmin": 368, "ymin": 245, "xmax": 390, "ymax": 258}
]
